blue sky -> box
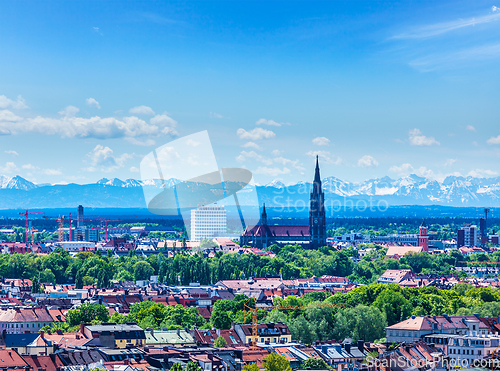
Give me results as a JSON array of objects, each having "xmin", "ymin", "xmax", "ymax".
[{"xmin": 0, "ymin": 1, "xmax": 499, "ymax": 186}]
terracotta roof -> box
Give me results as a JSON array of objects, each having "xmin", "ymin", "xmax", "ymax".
[
  {"xmin": 23, "ymin": 354, "xmax": 64, "ymax": 371},
  {"xmin": 0, "ymin": 349, "xmax": 30, "ymax": 369}
]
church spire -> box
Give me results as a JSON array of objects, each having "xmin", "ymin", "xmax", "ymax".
[
  {"xmin": 314, "ymin": 155, "xmax": 321, "ymax": 184},
  {"xmin": 261, "ymin": 203, "xmax": 267, "ymax": 225}
]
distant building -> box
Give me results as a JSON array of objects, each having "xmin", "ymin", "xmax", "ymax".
[
  {"xmin": 419, "ymin": 219, "xmax": 429, "ymax": 252},
  {"xmin": 0, "ymin": 308, "xmax": 66, "ymax": 334},
  {"xmin": 386, "ymin": 314, "xmax": 488, "ymax": 343},
  {"xmin": 234, "ymin": 322, "xmax": 292, "ymax": 345},
  {"xmin": 377, "ymin": 269, "xmax": 413, "ymax": 284},
  {"xmin": 241, "ymin": 157, "xmax": 326, "ymax": 249},
  {"xmin": 145, "ymin": 328, "xmax": 196, "ymax": 347},
  {"xmin": 190, "ymin": 204, "xmax": 227, "ymax": 241},
  {"xmin": 457, "ymin": 224, "xmax": 480, "ymax": 248},
  {"xmin": 82, "ymin": 323, "xmax": 146, "ymax": 349}
]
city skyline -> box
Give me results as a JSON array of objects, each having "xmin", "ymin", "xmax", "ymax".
[{"xmin": 0, "ymin": 1, "xmax": 499, "ymax": 187}]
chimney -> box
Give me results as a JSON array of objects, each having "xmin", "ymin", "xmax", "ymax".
[
  {"xmin": 216, "ymin": 328, "xmax": 221, "ymax": 337},
  {"xmin": 80, "ymin": 323, "xmax": 85, "ymax": 334},
  {"xmin": 40, "ymin": 330, "xmax": 44, "ymax": 338},
  {"xmin": 177, "ymin": 328, "xmax": 180, "ymax": 336}
]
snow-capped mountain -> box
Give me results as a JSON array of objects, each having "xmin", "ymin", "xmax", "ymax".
[
  {"xmin": 1, "ymin": 174, "xmax": 500, "ymax": 209},
  {"xmin": 0, "ymin": 175, "xmax": 37, "ymax": 191}
]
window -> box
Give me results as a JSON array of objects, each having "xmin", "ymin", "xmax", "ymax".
[{"xmin": 127, "ymin": 340, "xmax": 131, "ymax": 343}]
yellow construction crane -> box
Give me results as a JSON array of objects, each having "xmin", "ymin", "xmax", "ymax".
[
  {"xmin": 244, "ymin": 301, "xmax": 344, "ymax": 350},
  {"xmin": 43, "ymin": 215, "xmax": 65, "ymax": 242}
]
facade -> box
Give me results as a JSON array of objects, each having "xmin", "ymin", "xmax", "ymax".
[
  {"xmin": 190, "ymin": 204, "xmax": 227, "ymax": 242},
  {"xmin": 457, "ymin": 224, "xmax": 480, "ymax": 248},
  {"xmin": 419, "ymin": 219, "xmax": 429, "ymax": 252},
  {"xmin": 386, "ymin": 315, "xmax": 488, "ymax": 343},
  {"xmin": 424, "ymin": 332, "xmax": 500, "ymax": 367},
  {"xmin": 0, "ymin": 308, "xmax": 65, "ymax": 334},
  {"xmin": 234, "ymin": 322, "xmax": 292, "ymax": 345},
  {"xmin": 83, "ymin": 323, "xmax": 146, "ymax": 349},
  {"xmin": 377, "ymin": 269, "xmax": 413, "ymax": 284},
  {"xmin": 240, "ymin": 157, "xmax": 326, "ymax": 249}
]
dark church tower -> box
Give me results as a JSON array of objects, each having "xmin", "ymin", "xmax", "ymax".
[{"xmin": 309, "ymin": 156, "xmax": 326, "ymax": 248}]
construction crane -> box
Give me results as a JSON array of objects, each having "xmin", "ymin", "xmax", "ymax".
[
  {"xmin": 42, "ymin": 215, "xmax": 65, "ymax": 242},
  {"xmin": 244, "ymin": 301, "xmax": 344, "ymax": 350},
  {"xmin": 19, "ymin": 210, "xmax": 44, "ymax": 244}
]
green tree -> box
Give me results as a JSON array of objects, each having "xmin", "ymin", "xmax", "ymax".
[
  {"xmin": 186, "ymin": 362, "xmax": 202, "ymax": 371},
  {"xmin": 66, "ymin": 302, "xmax": 110, "ymax": 326},
  {"xmin": 243, "ymin": 364, "xmax": 260, "ymax": 371},
  {"xmin": 170, "ymin": 364, "xmax": 184, "ymax": 371},
  {"xmin": 133, "ymin": 261, "xmax": 155, "ymax": 281},
  {"xmin": 31, "ymin": 277, "xmax": 40, "ymax": 293},
  {"xmin": 373, "ymin": 289, "xmax": 411, "ymax": 326},
  {"xmin": 301, "ymin": 358, "xmax": 330, "ymax": 370},
  {"xmin": 214, "ymin": 336, "xmax": 228, "ymax": 348},
  {"xmin": 39, "ymin": 269, "xmax": 56, "ymax": 284},
  {"xmin": 263, "ymin": 353, "xmax": 292, "ymax": 371}
]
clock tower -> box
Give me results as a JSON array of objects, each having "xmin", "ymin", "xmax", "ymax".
[{"xmin": 309, "ymin": 156, "xmax": 326, "ymax": 248}]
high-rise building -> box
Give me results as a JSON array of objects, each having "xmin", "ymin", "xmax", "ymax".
[
  {"xmin": 190, "ymin": 204, "xmax": 227, "ymax": 241},
  {"xmin": 309, "ymin": 156, "xmax": 326, "ymax": 249},
  {"xmin": 457, "ymin": 224, "xmax": 479, "ymax": 247}
]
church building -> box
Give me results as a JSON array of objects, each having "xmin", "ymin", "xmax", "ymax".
[{"xmin": 240, "ymin": 156, "xmax": 327, "ymax": 249}]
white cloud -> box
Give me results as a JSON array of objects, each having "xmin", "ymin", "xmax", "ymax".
[
  {"xmin": 0, "ymin": 95, "xmax": 28, "ymax": 110},
  {"xmin": 210, "ymin": 112, "xmax": 224, "ymax": 119},
  {"xmin": 86, "ymin": 145, "xmax": 133, "ymax": 172},
  {"xmin": 391, "ymin": 9, "xmax": 500, "ymax": 39},
  {"xmin": 150, "ymin": 114, "xmax": 178, "ymax": 135},
  {"xmin": 389, "ymin": 163, "xmax": 414, "ymax": 174},
  {"xmin": 306, "ymin": 150, "xmax": 342, "ymax": 165},
  {"xmin": 254, "ymin": 166, "xmax": 291, "ymax": 176},
  {"xmin": 273, "ymin": 156, "xmax": 306, "ymax": 172},
  {"xmin": 186, "ymin": 139, "xmax": 201, "ymax": 147},
  {"xmin": 86, "ymin": 98, "xmax": 101, "ymax": 109},
  {"xmin": 255, "ymin": 118, "xmax": 289, "ymax": 127},
  {"xmin": 409, "ymin": 43, "xmax": 500, "ymax": 72},
  {"xmin": 487, "ymin": 135, "xmax": 500, "ymax": 145},
  {"xmin": 22, "ymin": 164, "xmax": 37, "ymax": 170},
  {"xmin": 129, "ymin": 105, "xmax": 155, "ymax": 115},
  {"xmin": 312, "ymin": 137, "xmax": 330, "ymax": 146},
  {"xmin": 242, "ymin": 142, "xmax": 263, "ymax": 151},
  {"xmin": 130, "ymin": 166, "xmax": 140, "ymax": 173},
  {"xmin": 444, "ymin": 159, "xmax": 457, "ymax": 166},
  {"xmin": 237, "ymin": 127, "xmax": 276, "ymax": 140},
  {"xmin": 358, "ymin": 155, "xmax": 379, "ymax": 168},
  {"xmin": 0, "ymin": 114, "xmax": 177, "ymax": 139},
  {"xmin": 409, "ymin": 128, "xmax": 440, "ymax": 146},
  {"xmin": 467, "ymin": 169, "xmax": 499, "ymax": 177},
  {"xmin": 125, "ymin": 138, "xmax": 156, "ymax": 146},
  {"xmin": 58, "ymin": 106, "xmax": 80, "ymax": 117},
  {"xmin": 0, "ymin": 162, "xmax": 18, "ymax": 173},
  {"xmin": 236, "ymin": 151, "xmax": 273, "ymax": 166},
  {"xmin": 271, "ymin": 149, "xmax": 282, "ymax": 156},
  {"xmin": 0, "ymin": 110, "xmax": 23, "ymax": 123},
  {"xmin": 5, "ymin": 150, "xmax": 18, "ymax": 156},
  {"xmin": 466, "ymin": 125, "xmax": 476, "ymax": 132}
]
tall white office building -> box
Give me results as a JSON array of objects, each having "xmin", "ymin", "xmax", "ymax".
[{"xmin": 190, "ymin": 204, "xmax": 227, "ymax": 241}]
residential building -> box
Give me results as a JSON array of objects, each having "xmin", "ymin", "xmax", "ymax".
[
  {"xmin": 315, "ymin": 341, "xmax": 368, "ymax": 369},
  {"xmin": 377, "ymin": 269, "xmax": 413, "ymax": 284},
  {"xmin": 82, "ymin": 323, "xmax": 146, "ymax": 349},
  {"xmin": 0, "ymin": 308, "xmax": 65, "ymax": 334},
  {"xmin": 191, "ymin": 204, "xmax": 227, "ymax": 242},
  {"xmin": 234, "ymin": 322, "xmax": 292, "ymax": 345},
  {"xmin": 145, "ymin": 328, "xmax": 196, "ymax": 347},
  {"xmin": 386, "ymin": 315, "xmax": 488, "ymax": 343},
  {"xmin": 457, "ymin": 224, "xmax": 480, "ymax": 248},
  {"xmin": 192, "ymin": 328, "xmax": 244, "ymax": 346},
  {"xmin": 423, "ymin": 332, "xmax": 500, "ymax": 367}
]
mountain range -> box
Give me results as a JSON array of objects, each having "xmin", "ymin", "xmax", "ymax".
[{"xmin": 0, "ymin": 174, "xmax": 499, "ymax": 209}]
